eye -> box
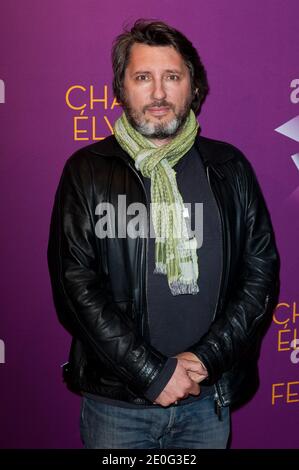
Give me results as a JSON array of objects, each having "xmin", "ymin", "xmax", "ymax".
[
  {"xmin": 167, "ymin": 75, "xmax": 180, "ymax": 81},
  {"xmin": 136, "ymin": 74, "xmax": 150, "ymax": 81}
]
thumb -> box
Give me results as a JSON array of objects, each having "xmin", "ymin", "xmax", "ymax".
[
  {"xmin": 188, "ymin": 371, "xmax": 206, "ymax": 382},
  {"xmin": 181, "ymin": 359, "xmax": 203, "ymax": 372}
]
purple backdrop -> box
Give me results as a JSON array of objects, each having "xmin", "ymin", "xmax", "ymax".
[{"xmin": 1, "ymin": 0, "xmax": 298, "ymax": 449}]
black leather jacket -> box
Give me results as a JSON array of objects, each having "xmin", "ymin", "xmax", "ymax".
[{"xmin": 47, "ymin": 133, "xmax": 280, "ymax": 409}]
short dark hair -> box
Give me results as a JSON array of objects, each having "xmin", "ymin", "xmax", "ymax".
[{"xmin": 112, "ymin": 19, "xmax": 209, "ymax": 115}]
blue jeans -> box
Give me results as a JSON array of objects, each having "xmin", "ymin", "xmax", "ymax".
[{"xmin": 80, "ymin": 394, "xmax": 230, "ymax": 449}]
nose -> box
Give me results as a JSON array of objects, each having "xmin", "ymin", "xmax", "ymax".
[{"xmin": 151, "ymin": 78, "xmax": 167, "ymax": 101}]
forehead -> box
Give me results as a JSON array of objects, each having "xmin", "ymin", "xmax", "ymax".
[{"xmin": 126, "ymin": 43, "xmax": 187, "ymax": 72}]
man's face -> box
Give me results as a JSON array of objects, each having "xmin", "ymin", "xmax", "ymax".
[{"xmin": 122, "ymin": 43, "xmax": 193, "ymax": 141}]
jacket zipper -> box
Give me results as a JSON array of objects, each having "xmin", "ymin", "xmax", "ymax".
[
  {"xmin": 141, "ymin": 178, "xmax": 150, "ymax": 341},
  {"xmin": 206, "ymin": 164, "xmax": 228, "ymax": 413},
  {"xmin": 125, "ymin": 162, "xmax": 150, "ymax": 340}
]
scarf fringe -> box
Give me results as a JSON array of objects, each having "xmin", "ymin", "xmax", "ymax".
[
  {"xmin": 153, "ymin": 263, "xmax": 167, "ymax": 275},
  {"xmin": 169, "ymin": 280, "xmax": 199, "ymax": 296}
]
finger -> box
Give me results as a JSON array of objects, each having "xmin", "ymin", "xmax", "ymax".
[
  {"xmin": 189, "ymin": 383, "xmax": 201, "ymax": 396},
  {"xmin": 188, "ymin": 371, "xmax": 207, "ymax": 382},
  {"xmin": 182, "ymin": 359, "xmax": 205, "ymax": 372},
  {"xmin": 188, "ymin": 372, "xmax": 202, "ymax": 382}
]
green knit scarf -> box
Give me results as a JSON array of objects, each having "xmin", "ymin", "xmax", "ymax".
[{"xmin": 114, "ymin": 110, "xmax": 200, "ymax": 295}]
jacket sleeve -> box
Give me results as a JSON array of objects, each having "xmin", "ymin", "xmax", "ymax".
[
  {"xmin": 47, "ymin": 153, "xmax": 170, "ymax": 396},
  {"xmin": 189, "ymin": 153, "xmax": 280, "ymax": 385}
]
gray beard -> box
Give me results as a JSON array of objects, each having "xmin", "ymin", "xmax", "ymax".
[
  {"xmin": 132, "ymin": 114, "xmax": 185, "ymax": 139},
  {"xmin": 122, "ymin": 100, "xmax": 192, "ymax": 140}
]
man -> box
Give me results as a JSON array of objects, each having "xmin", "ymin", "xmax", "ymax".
[{"xmin": 47, "ymin": 19, "xmax": 279, "ymax": 449}]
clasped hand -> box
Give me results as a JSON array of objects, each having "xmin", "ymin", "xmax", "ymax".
[{"xmin": 153, "ymin": 351, "xmax": 208, "ymax": 407}]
